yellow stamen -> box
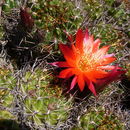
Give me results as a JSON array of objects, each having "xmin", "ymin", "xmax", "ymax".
[{"xmin": 78, "ymin": 54, "xmax": 96, "ymax": 72}]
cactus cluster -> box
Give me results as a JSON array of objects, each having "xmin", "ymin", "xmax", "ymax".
[{"xmin": 0, "ymin": 0, "xmax": 130, "ymax": 130}]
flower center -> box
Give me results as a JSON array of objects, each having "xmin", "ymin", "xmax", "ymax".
[{"xmin": 78, "ymin": 55, "xmax": 95, "ymax": 72}]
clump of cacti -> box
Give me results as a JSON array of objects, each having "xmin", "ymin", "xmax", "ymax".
[{"xmin": 0, "ymin": 0, "xmax": 130, "ymax": 130}]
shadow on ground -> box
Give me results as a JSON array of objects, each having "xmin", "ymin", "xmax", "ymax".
[{"xmin": 0, "ymin": 119, "xmax": 20, "ymax": 130}]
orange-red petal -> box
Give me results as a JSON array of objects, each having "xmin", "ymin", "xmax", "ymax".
[
  {"xmin": 59, "ymin": 43, "xmax": 78, "ymax": 67},
  {"xmin": 84, "ymin": 72, "xmax": 96, "ymax": 82},
  {"xmin": 93, "ymin": 39, "xmax": 101, "ymax": 52},
  {"xmin": 84, "ymin": 77, "xmax": 97, "ymax": 96},
  {"xmin": 100, "ymin": 57, "xmax": 116, "ymax": 65},
  {"xmin": 84, "ymin": 70, "xmax": 108, "ymax": 82},
  {"xmin": 93, "ymin": 70, "xmax": 108, "ymax": 79},
  {"xmin": 88, "ymin": 81, "xmax": 97, "ymax": 96},
  {"xmin": 95, "ymin": 66, "xmax": 126, "ymax": 93},
  {"xmin": 98, "ymin": 65, "xmax": 116, "ymax": 70},
  {"xmin": 84, "ymin": 29, "xmax": 89, "ymax": 40},
  {"xmin": 49, "ymin": 61, "xmax": 70, "ymax": 67},
  {"xmin": 59, "ymin": 44, "xmax": 74, "ymax": 59},
  {"xmin": 77, "ymin": 74, "xmax": 85, "ymax": 91},
  {"xmin": 70, "ymin": 76, "xmax": 77, "ymax": 91},
  {"xmin": 75, "ymin": 29, "xmax": 84, "ymax": 53},
  {"xmin": 58, "ymin": 68, "xmax": 74, "ymax": 78},
  {"xmin": 94, "ymin": 45, "xmax": 110, "ymax": 59},
  {"xmin": 83, "ymin": 35, "xmax": 94, "ymax": 53}
]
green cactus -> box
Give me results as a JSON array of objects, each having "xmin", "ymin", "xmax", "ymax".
[
  {"xmin": 0, "ymin": 0, "xmax": 130, "ymax": 129},
  {"xmin": 72, "ymin": 107, "xmax": 124, "ymax": 130},
  {"xmin": 0, "ymin": 68, "xmax": 15, "ymax": 120},
  {"xmin": 15, "ymin": 69, "xmax": 72, "ymax": 127},
  {"xmin": 2, "ymin": 0, "xmax": 18, "ymax": 12},
  {"xmin": 30, "ymin": 0, "xmax": 82, "ymax": 43}
]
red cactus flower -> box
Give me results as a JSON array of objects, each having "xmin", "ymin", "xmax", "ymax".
[{"xmin": 50, "ymin": 29, "xmax": 125, "ymax": 96}]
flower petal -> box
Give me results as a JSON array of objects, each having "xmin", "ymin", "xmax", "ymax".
[
  {"xmin": 94, "ymin": 45, "xmax": 110, "ymax": 59},
  {"xmin": 83, "ymin": 35, "xmax": 94, "ymax": 53},
  {"xmin": 49, "ymin": 61, "xmax": 70, "ymax": 67},
  {"xmin": 98, "ymin": 65, "xmax": 116, "ymax": 70},
  {"xmin": 59, "ymin": 43, "xmax": 74, "ymax": 58},
  {"xmin": 77, "ymin": 74, "xmax": 85, "ymax": 91},
  {"xmin": 58, "ymin": 68, "xmax": 74, "ymax": 78},
  {"xmin": 84, "ymin": 29, "xmax": 89, "ymax": 40},
  {"xmin": 59, "ymin": 43, "xmax": 77, "ymax": 67},
  {"xmin": 93, "ymin": 70, "xmax": 108, "ymax": 79},
  {"xmin": 88, "ymin": 81, "xmax": 97, "ymax": 96},
  {"xmin": 70, "ymin": 76, "xmax": 77, "ymax": 91},
  {"xmin": 84, "ymin": 70, "xmax": 108, "ymax": 82},
  {"xmin": 93, "ymin": 39, "xmax": 101, "ymax": 52},
  {"xmin": 85, "ymin": 77, "xmax": 97, "ymax": 96},
  {"xmin": 102, "ymin": 53, "xmax": 115, "ymax": 59},
  {"xmin": 84, "ymin": 72, "xmax": 96, "ymax": 82},
  {"xmin": 75, "ymin": 29, "xmax": 84, "ymax": 53},
  {"xmin": 95, "ymin": 66, "xmax": 126, "ymax": 93},
  {"xmin": 100, "ymin": 57, "xmax": 116, "ymax": 65},
  {"xmin": 72, "ymin": 44, "xmax": 80, "ymax": 58}
]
